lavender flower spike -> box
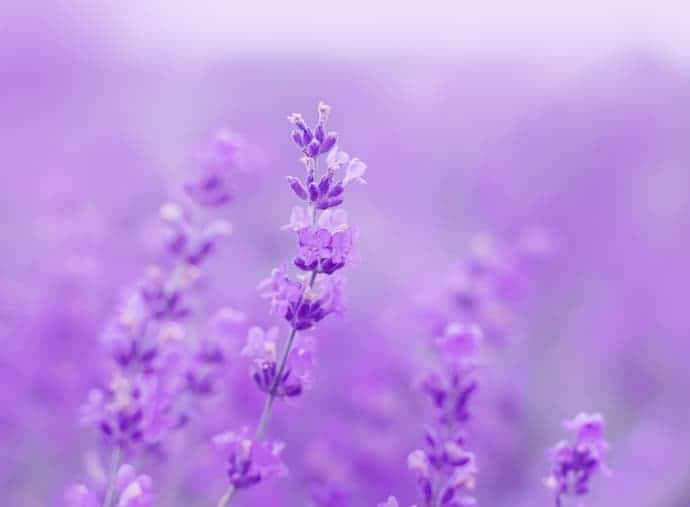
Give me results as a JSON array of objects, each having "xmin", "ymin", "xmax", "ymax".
[
  {"xmin": 214, "ymin": 102, "xmax": 366, "ymax": 507},
  {"xmin": 544, "ymin": 412, "xmax": 611, "ymax": 507},
  {"xmin": 71, "ymin": 130, "xmax": 241, "ymax": 507}
]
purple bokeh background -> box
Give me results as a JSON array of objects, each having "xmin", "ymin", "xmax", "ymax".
[{"xmin": 2, "ymin": 4, "xmax": 690, "ymax": 507}]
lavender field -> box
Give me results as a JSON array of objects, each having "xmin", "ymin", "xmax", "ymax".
[{"xmin": 2, "ymin": 3, "xmax": 690, "ymax": 507}]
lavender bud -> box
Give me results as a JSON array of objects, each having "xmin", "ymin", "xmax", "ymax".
[
  {"xmin": 317, "ymin": 101, "xmax": 331, "ymax": 124},
  {"xmin": 315, "ymin": 124, "xmax": 326, "ymax": 143},
  {"xmin": 328, "ymin": 183, "xmax": 344, "ymax": 198},
  {"xmin": 287, "ymin": 113, "xmax": 307, "ymax": 130},
  {"xmin": 318, "ymin": 174, "xmax": 331, "ymax": 195},
  {"xmin": 319, "ymin": 132, "xmax": 338, "ymax": 153},
  {"xmin": 308, "ymin": 183, "xmax": 319, "ymax": 202},
  {"xmin": 318, "ymin": 198, "xmax": 343, "ymax": 210},
  {"xmin": 302, "ymin": 128, "xmax": 314, "ymax": 145},
  {"xmin": 440, "ymin": 486, "xmax": 456, "ymax": 505},
  {"xmin": 291, "ymin": 130, "xmax": 304, "ymax": 147},
  {"xmin": 287, "ymin": 176, "xmax": 308, "ymax": 200},
  {"xmin": 307, "ymin": 140, "xmax": 320, "ymax": 158}
]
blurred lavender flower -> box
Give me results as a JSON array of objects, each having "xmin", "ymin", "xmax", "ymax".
[
  {"xmin": 399, "ymin": 230, "xmax": 547, "ymax": 507},
  {"xmin": 70, "ymin": 129, "xmax": 242, "ymax": 507},
  {"xmin": 544, "ymin": 413, "xmax": 610, "ymax": 507},
  {"xmin": 408, "ymin": 324, "xmax": 482, "ymax": 507},
  {"xmin": 184, "ymin": 129, "xmax": 243, "ymax": 208},
  {"xmin": 161, "ymin": 202, "xmax": 232, "ymax": 266},
  {"xmin": 182, "ymin": 306, "xmax": 245, "ymax": 397},
  {"xmin": 80, "ymin": 373, "xmax": 174, "ymax": 449},
  {"xmin": 64, "ymin": 464, "xmax": 154, "ymax": 507},
  {"xmin": 446, "ymin": 230, "xmax": 550, "ymax": 345},
  {"xmin": 212, "ymin": 428, "xmax": 287, "ymax": 490}
]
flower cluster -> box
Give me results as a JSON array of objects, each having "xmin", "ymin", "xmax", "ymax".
[
  {"xmin": 544, "ymin": 413, "xmax": 610, "ymax": 506},
  {"xmin": 288, "ymin": 102, "xmax": 338, "ymax": 159},
  {"xmin": 80, "ymin": 373, "xmax": 172, "ymax": 449},
  {"xmin": 82, "ymin": 132, "xmax": 241, "ymax": 452},
  {"xmin": 212, "ymin": 428, "xmax": 287, "ymax": 490},
  {"xmin": 262, "ymin": 102, "xmax": 361, "ymax": 335},
  {"xmin": 242, "ymin": 326, "xmax": 315, "ymax": 397},
  {"xmin": 184, "ymin": 129, "xmax": 243, "ymax": 208},
  {"xmin": 68, "ymin": 131, "xmax": 243, "ymax": 507},
  {"xmin": 387, "ymin": 231, "xmax": 549, "ymax": 507},
  {"xmin": 64, "ymin": 464, "xmax": 154, "ymax": 507},
  {"xmin": 407, "ymin": 325, "xmax": 482, "ymax": 507},
  {"xmin": 161, "ymin": 202, "xmax": 232, "ymax": 266},
  {"xmin": 214, "ymin": 102, "xmax": 366, "ymax": 503},
  {"xmin": 446, "ymin": 229, "xmax": 550, "ymax": 344},
  {"xmin": 286, "ymin": 147, "xmax": 366, "ymax": 210},
  {"xmin": 259, "ymin": 265, "xmax": 346, "ymax": 331},
  {"xmin": 183, "ymin": 306, "xmax": 245, "ymax": 396}
]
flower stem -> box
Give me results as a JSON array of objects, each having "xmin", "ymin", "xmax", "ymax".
[
  {"xmin": 256, "ymin": 269, "xmax": 318, "ymax": 440},
  {"xmin": 216, "ymin": 485, "xmax": 236, "ymax": 507},
  {"xmin": 218, "ymin": 270, "xmax": 318, "ymax": 507},
  {"xmin": 102, "ymin": 447, "xmax": 122, "ymax": 507}
]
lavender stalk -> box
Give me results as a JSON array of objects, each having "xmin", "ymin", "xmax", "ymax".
[
  {"xmin": 212, "ymin": 101, "xmax": 366, "ymax": 506},
  {"xmin": 64, "ymin": 131, "xmax": 242, "ymax": 507},
  {"xmin": 383, "ymin": 232, "xmax": 550, "ymax": 507}
]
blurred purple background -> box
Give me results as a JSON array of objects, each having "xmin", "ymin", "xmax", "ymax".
[{"xmin": 2, "ymin": 3, "xmax": 690, "ymax": 507}]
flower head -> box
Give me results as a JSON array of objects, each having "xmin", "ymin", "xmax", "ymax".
[
  {"xmin": 408, "ymin": 439, "xmax": 477, "ymax": 507},
  {"xmin": 212, "ymin": 428, "xmax": 287, "ymax": 490},
  {"xmin": 294, "ymin": 226, "xmax": 355, "ymax": 274},
  {"xmin": 434, "ymin": 322, "xmax": 482, "ymax": 363},
  {"xmin": 160, "ymin": 202, "xmax": 232, "ymax": 266},
  {"xmin": 80, "ymin": 373, "xmax": 174, "ymax": 449},
  {"xmin": 545, "ymin": 412, "xmax": 610, "ymax": 506},
  {"xmin": 288, "ymin": 102, "xmax": 339, "ymax": 158},
  {"xmin": 258, "ymin": 264, "xmax": 305, "ymax": 317},
  {"xmin": 327, "ymin": 148, "xmax": 367, "ymax": 186},
  {"xmin": 242, "ymin": 326, "xmax": 316, "ymax": 397},
  {"xmin": 184, "ymin": 129, "xmax": 242, "ymax": 208}
]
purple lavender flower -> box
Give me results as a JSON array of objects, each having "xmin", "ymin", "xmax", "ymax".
[
  {"xmin": 408, "ymin": 429, "xmax": 478, "ymax": 507},
  {"xmin": 259, "ymin": 267, "xmax": 347, "ymax": 331},
  {"xmin": 410, "ymin": 355, "xmax": 480, "ymax": 506},
  {"xmin": 80, "ymin": 373, "xmax": 174, "ymax": 449},
  {"xmin": 544, "ymin": 413, "xmax": 610, "ymax": 507},
  {"xmin": 285, "ymin": 104, "xmax": 366, "ymax": 211},
  {"xmin": 184, "ymin": 129, "xmax": 242, "ymax": 208},
  {"xmin": 64, "ymin": 464, "xmax": 154, "ymax": 507},
  {"xmin": 160, "ymin": 202, "xmax": 232, "ymax": 266},
  {"xmin": 69, "ymin": 130, "xmax": 244, "ymax": 507},
  {"xmin": 294, "ymin": 226, "xmax": 355, "ymax": 274},
  {"xmin": 242, "ymin": 326, "xmax": 316, "ymax": 397},
  {"xmin": 214, "ymin": 102, "xmax": 365, "ymax": 506},
  {"xmin": 445, "ymin": 230, "xmax": 550, "ymax": 345},
  {"xmin": 288, "ymin": 102, "xmax": 339, "ymax": 158},
  {"xmin": 212, "ymin": 428, "xmax": 287, "ymax": 490}
]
